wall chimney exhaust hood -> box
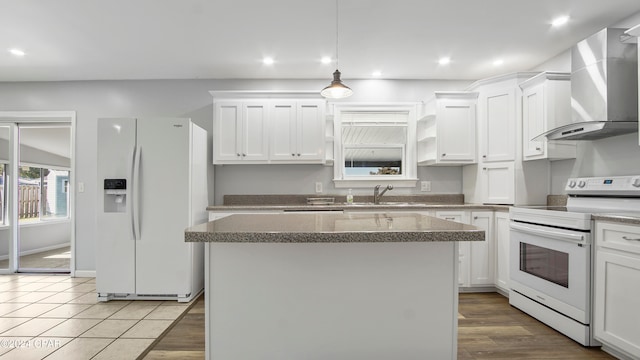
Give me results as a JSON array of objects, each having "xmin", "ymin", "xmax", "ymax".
[{"xmin": 537, "ymin": 28, "xmax": 638, "ymax": 141}]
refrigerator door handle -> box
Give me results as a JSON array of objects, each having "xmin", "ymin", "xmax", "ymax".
[{"xmin": 132, "ymin": 146, "xmax": 142, "ymax": 240}]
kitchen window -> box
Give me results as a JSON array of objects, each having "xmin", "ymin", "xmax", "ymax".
[{"xmin": 333, "ymin": 105, "xmax": 418, "ymax": 188}]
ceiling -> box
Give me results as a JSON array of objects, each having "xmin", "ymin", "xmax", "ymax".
[{"xmin": 2, "ymin": 0, "xmax": 640, "ymax": 82}]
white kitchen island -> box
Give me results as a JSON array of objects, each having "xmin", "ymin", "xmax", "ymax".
[{"xmin": 185, "ymin": 212, "xmax": 484, "ymax": 360}]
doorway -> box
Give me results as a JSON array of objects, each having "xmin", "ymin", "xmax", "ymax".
[{"xmin": 0, "ymin": 111, "xmax": 76, "ymax": 274}]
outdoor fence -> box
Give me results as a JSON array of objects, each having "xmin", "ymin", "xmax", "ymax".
[{"xmin": 19, "ymin": 185, "xmax": 47, "ymax": 219}]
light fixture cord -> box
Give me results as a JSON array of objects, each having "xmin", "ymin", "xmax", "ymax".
[{"xmin": 335, "ymin": 0, "xmax": 339, "ymax": 70}]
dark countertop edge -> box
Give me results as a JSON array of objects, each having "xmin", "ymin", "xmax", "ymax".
[
  {"xmin": 206, "ymin": 204, "xmax": 511, "ymax": 212},
  {"xmin": 185, "ymin": 230, "xmax": 485, "ymax": 243},
  {"xmin": 592, "ymin": 214, "xmax": 640, "ymax": 226}
]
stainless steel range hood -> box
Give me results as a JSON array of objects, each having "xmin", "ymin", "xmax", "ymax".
[{"xmin": 538, "ymin": 28, "xmax": 638, "ymax": 141}]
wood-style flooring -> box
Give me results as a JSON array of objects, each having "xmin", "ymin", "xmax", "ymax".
[
  {"xmin": 458, "ymin": 293, "xmax": 614, "ymax": 359},
  {"xmin": 143, "ymin": 294, "xmax": 205, "ymax": 359},
  {"xmin": 143, "ymin": 292, "xmax": 616, "ymax": 359}
]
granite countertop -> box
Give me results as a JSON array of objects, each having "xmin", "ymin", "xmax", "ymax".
[
  {"xmin": 592, "ymin": 212, "xmax": 640, "ymax": 226},
  {"xmin": 206, "ymin": 203, "xmax": 510, "ymax": 212},
  {"xmin": 185, "ymin": 212, "xmax": 485, "ymax": 243}
]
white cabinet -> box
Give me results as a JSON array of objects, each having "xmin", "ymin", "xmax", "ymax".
[
  {"xmin": 213, "ymin": 101, "xmax": 269, "ymax": 163},
  {"xmin": 469, "ymin": 211, "xmax": 494, "ymax": 286},
  {"xmin": 594, "ymin": 221, "xmax": 640, "ymax": 359},
  {"xmin": 270, "ymin": 100, "xmax": 325, "ymax": 163},
  {"xmin": 479, "ymin": 87, "xmax": 516, "ymax": 162},
  {"xmin": 418, "ymin": 92, "xmax": 478, "ymax": 166},
  {"xmin": 462, "ymin": 72, "xmax": 550, "ymax": 206},
  {"xmin": 436, "ymin": 211, "xmax": 469, "ymax": 287},
  {"xmin": 520, "ymin": 72, "xmax": 576, "ymax": 161},
  {"xmin": 494, "ymin": 211, "xmax": 510, "ymax": 293},
  {"xmin": 212, "ymin": 96, "xmax": 327, "ymax": 165},
  {"xmin": 435, "ymin": 210, "xmax": 493, "ymax": 289},
  {"xmin": 483, "ymin": 162, "xmax": 515, "ymax": 205}
]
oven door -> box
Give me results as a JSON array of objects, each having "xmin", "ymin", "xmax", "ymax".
[{"xmin": 510, "ymin": 221, "xmax": 591, "ymax": 324}]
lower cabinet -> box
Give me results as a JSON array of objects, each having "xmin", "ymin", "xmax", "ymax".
[
  {"xmin": 469, "ymin": 211, "xmax": 494, "ymax": 287},
  {"xmin": 494, "ymin": 211, "xmax": 510, "ymax": 293},
  {"xmin": 211, "ymin": 208, "xmax": 505, "ymax": 293},
  {"xmin": 594, "ymin": 221, "xmax": 640, "ymax": 359},
  {"xmin": 435, "ymin": 211, "xmax": 470, "ymax": 287},
  {"xmin": 436, "ymin": 210, "xmax": 494, "ymax": 290}
]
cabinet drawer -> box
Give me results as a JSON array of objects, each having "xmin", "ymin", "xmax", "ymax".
[{"xmin": 596, "ymin": 222, "xmax": 640, "ymax": 255}]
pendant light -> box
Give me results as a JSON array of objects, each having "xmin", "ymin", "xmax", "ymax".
[{"xmin": 321, "ymin": 0, "xmax": 353, "ymax": 99}]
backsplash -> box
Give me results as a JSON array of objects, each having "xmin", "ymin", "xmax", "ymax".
[{"xmin": 223, "ymin": 194, "xmax": 465, "ymax": 205}]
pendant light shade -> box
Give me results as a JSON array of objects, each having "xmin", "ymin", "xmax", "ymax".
[
  {"xmin": 321, "ymin": 0, "xmax": 352, "ymax": 99},
  {"xmin": 321, "ymin": 69, "xmax": 353, "ymax": 99}
]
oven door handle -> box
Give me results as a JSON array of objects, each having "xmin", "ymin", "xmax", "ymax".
[{"xmin": 510, "ymin": 222, "xmax": 586, "ymax": 244}]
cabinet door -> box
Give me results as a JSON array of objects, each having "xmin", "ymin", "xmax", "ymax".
[
  {"xmin": 436, "ymin": 211, "xmax": 469, "ymax": 287},
  {"xmin": 242, "ymin": 102, "xmax": 269, "ymax": 161},
  {"xmin": 480, "ymin": 88, "xmax": 515, "ymax": 162},
  {"xmin": 494, "ymin": 211, "xmax": 510, "ymax": 292},
  {"xmin": 594, "ymin": 250, "xmax": 640, "ymax": 358},
  {"xmin": 522, "ymin": 83, "xmax": 545, "ymax": 159},
  {"xmin": 297, "ymin": 101, "xmax": 325, "ymax": 161},
  {"xmin": 214, "ymin": 102, "xmax": 242, "ymax": 162},
  {"xmin": 482, "ymin": 162, "xmax": 515, "ymax": 204},
  {"xmin": 469, "ymin": 212, "xmax": 494, "ymax": 286},
  {"xmin": 270, "ymin": 102, "xmax": 297, "ymax": 161},
  {"xmin": 437, "ymin": 100, "xmax": 476, "ymax": 162}
]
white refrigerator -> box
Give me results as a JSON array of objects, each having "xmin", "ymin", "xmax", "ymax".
[{"xmin": 96, "ymin": 117, "xmax": 208, "ymax": 302}]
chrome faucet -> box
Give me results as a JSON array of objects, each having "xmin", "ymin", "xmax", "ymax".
[{"xmin": 373, "ymin": 184, "xmax": 393, "ymax": 204}]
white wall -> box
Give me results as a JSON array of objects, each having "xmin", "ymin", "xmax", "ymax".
[
  {"xmin": 0, "ymin": 78, "xmax": 470, "ymax": 272},
  {"xmin": 533, "ymin": 12, "xmax": 640, "ymax": 193},
  {"xmin": 0, "ymin": 221, "xmax": 71, "ymax": 260}
]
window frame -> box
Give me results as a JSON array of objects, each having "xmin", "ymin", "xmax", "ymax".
[{"xmin": 332, "ymin": 103, "xmax": 418, "ymax": 188}]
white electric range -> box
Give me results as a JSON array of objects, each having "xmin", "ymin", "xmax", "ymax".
[{"xmin": 509, "ymin": 175, "xmax": 640, "ymax": 346}]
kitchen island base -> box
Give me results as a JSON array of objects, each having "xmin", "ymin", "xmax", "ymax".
[{"xmin": 205, "ymin": 241, "xmax": 459, "ymax": 360}]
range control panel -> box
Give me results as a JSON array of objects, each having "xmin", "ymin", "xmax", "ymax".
[{"xmin": 566, "ymin": 175, "xmax": 640, "ymax": 195}]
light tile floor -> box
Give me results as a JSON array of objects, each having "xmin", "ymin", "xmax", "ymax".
[{"xmin": 0, "ymin": 274, "xmax": 194, "ymax": 359}]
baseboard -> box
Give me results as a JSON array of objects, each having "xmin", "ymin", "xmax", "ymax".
[
  {"xmin": 74, "ymin": 270, "xmax": 96, "ymax": 278},
  {"xmin": 601, "ymin": 344, "xmax": 638, "ymax": 360},
  {"xmin": 0, "ymin": 242, "xmax": 70, "ymax": 261}
]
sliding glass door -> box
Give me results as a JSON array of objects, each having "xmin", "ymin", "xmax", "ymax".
[
  {"xmin": 0, "ymin": 112, "xmax": 75, "ymax": 275},
  {"xmin": 18, "ymin": 125, "xmax": 72, "ymax": 272}
]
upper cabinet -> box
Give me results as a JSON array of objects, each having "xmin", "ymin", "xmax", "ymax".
[
  {"xmin": 270, "ymin": 100, "xmax": 325, "ymax": 163},
  {"xmin": 479, "ymin": 87, "xmax": 516, "ymax": 162},
  {"xmin": 418, "ymin": 91, "xmax": 478, "ymax": 166},
  {"xmin": 211, "ymin": 92, "xmax": 327, "ymax": 165},
  {"xmin": 462, "ymin": 72, "xmax": 550, "ymax": 206},
  {"xmin": 214, "ymin": 101, "xmax": 269, "ymax": 163},
  {"xmin": 520, "ymin": 72, "xmax": 576, "ymax": 161}
]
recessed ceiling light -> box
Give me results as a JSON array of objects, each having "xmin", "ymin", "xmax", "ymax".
[
  {"xmin": 493, "ymin": 59, "xmax": 504, "ymax": 66},
  {"xmin": 8, "ymin": 48, "xmax": 26, "ymax": 57},
  {"xmin": 321, "ymin": 56, "xmax": 332, "ymax": 65},
  {"xmin": 438, "ymin": 57, "xmax": 451, "ymax": 65},
  {"xmin": 372, "ymin": 71, "xmax": 382, "ymax": 77},
  {"xmin": 552, "ymin": 16, "xmax": 570, "ymax": 27},
  {"xmin": 262, "ymin": 57, "xmax": 274, "ymax": 65}
]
